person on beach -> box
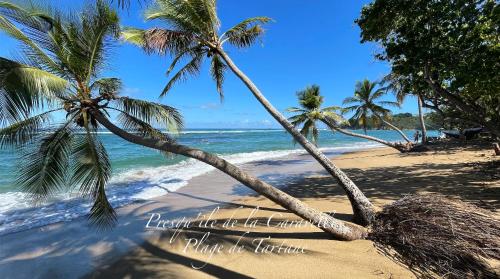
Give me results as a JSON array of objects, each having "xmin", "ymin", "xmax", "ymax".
[{"xmin": 413, "ymin": 130, "xmax": 420, "ymax": 143}]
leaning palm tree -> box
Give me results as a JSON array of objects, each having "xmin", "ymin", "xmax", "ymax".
[
  {"xmin": 0, "ymin": 1, "xmax": 365, "ymax": 240},
  {"xmin": 287, "ymin": 85, "xmax": 412, "ymax": 152},
  {"xmin": 343, "ymin": 79, "xmax": 411, "ymax": 143},
  {"xmin": 123, "ymin": 0, "xmax": 375, "ymax": 225},
  {"xmin": 383, "ymin": 73, "xmax": 428, "ymax": 144}
]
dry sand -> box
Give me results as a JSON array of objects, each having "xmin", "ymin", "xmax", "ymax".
[{"xmin": 89, "ymin": 144, "xmax": 500, "ymax": 279}]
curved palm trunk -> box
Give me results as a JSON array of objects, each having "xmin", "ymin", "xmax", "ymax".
[
  {"xmin": 217, "ymin": 49, "xmax": 375, "ymax": 226},
  {"xmin": 373, "ymin": 113, "xmax": 411, "ymax": 143},
  {"xmin": 417, "ymin": 94, "xmax": 427, "ymax": 144},
  {"xmin": 321, "ymin": 118, "xmax": 411, "ymax": 153},
  {"xmin": 93, "ymin": 112, "xmax": 366, "ymax": 240}
]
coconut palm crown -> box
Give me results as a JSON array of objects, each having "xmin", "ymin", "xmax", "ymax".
[
  {"xmin": 342, "ymin": 79, "xmax": 399, "ymax": 133},
  {"xmin": 0, "ymin": 0, "xmax": 182, "ymax": 228},
  {"xmin": 122, "ymin": 0, "xmax": 272, "ymax": 98},
  {"xmin": 286, "ymin": 85, "xmax": 344, "ymax": 145}
]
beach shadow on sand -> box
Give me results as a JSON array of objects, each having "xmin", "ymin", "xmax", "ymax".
[
  {"xmin": 3, "ymin": 144, "xmax": 498, "ymax": 279},
  {"xmin": 87, "ymin": 147, "xmax": 498, "ymax": 278}
]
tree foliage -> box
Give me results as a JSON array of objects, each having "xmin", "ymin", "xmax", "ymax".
[
  {"xmin": 356, "ymin": 0, "xmax": 500, "ymax": 136},
  {"xmin": 286, "ymin": 85, "xmax": 344, "ymax": 145},
  {"xmin": 342, "ymin": 79, "xmax": 399, "ymax": 133},
  {"xmin": 121, "ymin": 0, "xmax": 272, "ymax": 98},
  {"xmin": 0, "ymin": 0, "xmax": 182, "ymax": 228}
]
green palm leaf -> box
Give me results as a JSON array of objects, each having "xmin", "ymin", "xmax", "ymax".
[
  {"xmin": 0, "ymin": 58, "xmax": 68, "ymax": 124},
  {"xmin": 0, "ymin": 2, "xmax": 62, "ymax": 74},
  {"xmin": 287, "ymin": 85, "xmax": 345, "ymax": 145},
  {"xmin": 71, "ymin": 129, "xmax": 115, "ymax": 228},
  {"xmin": 0, "ymin": 109, "xmax": 60, "ymax": 148},
  {"xmin": 121, "ymin": 27, "xmax": 146, "ymax": 47},
  {"xmin": 222, "ymin": 17, "xmax": 271, "ymax": 48},
  {"xmin": 17, "ymin": 121, "xmax": 74, "ymax": 201},
  {"xmin": 210, "ymin": 54, "xmax": 226, "ymax": 98},
  {"xmin": 116, "ymin": 111, "xmax": 173, "ymax": 141},
  {"xmin": 288, "ymin": 113, "xmax": 308, "ymax": 127},
  {"xmin": 113, "ymin": 97, "xmax": 183, "ymax": 132},
  {"xmin": 286, "ymin": 107, "xmax": 307, "ymax": 113},
  {"xmin": 90, "ymin": 77, "xmax": 122, "ymax": 96},
  {"xmin": 161, "ymin": 52, "xmax": 204, "ymax": 96},
  {"xmin": 82, "ymin": 0, "xmax": 120, "ymax": 84}
]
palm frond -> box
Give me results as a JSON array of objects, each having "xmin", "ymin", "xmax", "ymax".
[
  {"xmin": 341, "ymin": 105, "xmax": 359, "ymax": 114},
  {"xmin": 142, "ymin": 28, "xmax": 196, "ymax": 56},
  {"xmin": 223, "ymin": 17, "xmax": 271, "ymax": 48},
  {"xmin": 116, "ymin": 110, "xmax": 173, "ymax": 142},
  {"xmin": 0, "ymin": 57, "xmax": 68, "ymax": 124},
  {"xmin": 82, "ymin": 0, "xmax": 120, "ymax": 84},
  {"xmin": 121, "ymin": 27, "xmax": 146, "ymax": 47},
  {"xmin": 342, "ymin": 96, "xmax": 360, "ymax": 105},
  {"xmin": 165, "ymin": 45, "xmax": 202, "ymax": 75},
  {"xmin": 0, "ymin": 2, "xmax": 62, "ymax": 74},
  {"xmin": 286, "ymin": 107, "xmax": 307, "ymax": 113},
  {"xmin": 371, "ymin": 103, "xmax": 392, "ymax": 115},
  {"xmin": 113, "ymin": 0, "xmax": 146, "ymax": 10},
  {"xmin": 311, "ymin": 124, "xmax": 319, "ymax": 146},
  {"xmin": 300, "ymin": 119, "xmax": 316, "ymax": 145},
  {"xmin": 322, "ymin": 111, "xmax": 345, "ymax": 125},
  {"xmin": 297, "ymin": 85, "xmax": 323, "ymax": 110},
  {"xmin": 378, "ymin": 101, "xmax": 400, "ymax": 108},
  {"xmin": 17, "ymin": 121, "xmax": 74, "ymax": 201},
  {"xmin": 369, "ymin": 88, "xmax": 387, "ymax": 101},
  {"xmin": 321, "ymin": 105, "xmax": 342, "ymax": 112},
  {"xmin": 90, "ymin": 77, "xmax": 122, "ymax": 96},
  {"xmin": 210, "ymin": 54, "xmax": 226, "ymax": 98},
  {"xmin": 71, "ymin": 129, "xmax": 115, "ymax": 229},
  {"xmin": 146, "ymin": 0, "xmax": 213, "ymax": 34},
  {"xmin": 113, "ymin": 97, "xmax": 183, "ymax": 132},
  {"xmin": 288, "ymin": 113, "xmax": 308, "ymax": 127},
  {"xmin": 0, "ymin": 109, "xmax": 60, "ymax": 148},
  {"xmin": 161, "ymin": 52, "xmax": 204, "ymax": 96}
]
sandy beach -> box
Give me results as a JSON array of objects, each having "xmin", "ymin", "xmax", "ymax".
[
  {"xmin": 0, "ymin": 0, "xmax": 498, "ymax": 278},
  {"xmin": 78, "ymin": 143, "xmax": 499, "ymax": 279}
]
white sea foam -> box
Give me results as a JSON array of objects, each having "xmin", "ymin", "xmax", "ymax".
[{"xmin": 0, "ymin": 141, "xmax": 381, "ymax": 235}]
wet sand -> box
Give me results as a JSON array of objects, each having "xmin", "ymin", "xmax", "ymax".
[{"xmin": 87, "ymin": 144, "xmax": 499, "ymax": 279}]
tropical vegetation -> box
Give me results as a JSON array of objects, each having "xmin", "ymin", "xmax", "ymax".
[
  {"xmin": 356, "ymin": 0, "xmax": 500, "ymax": 138},
  {"xmin": 287, "ymin": 85, "xmax": 415, "ymax": 152},
  {"xmin": 122, "ymin": 0, "xmax": 376, "ymax": 225},
  {"xmin": 343, "ymin": 79, "xmax": 411, "ymax": 143},
  {"xmin": 0, "ymin": 0, "xmax": 365, "ymax": 240}
]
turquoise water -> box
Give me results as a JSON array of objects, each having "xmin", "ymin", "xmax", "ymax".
[{"xmin": 0, "ymin": 129, "xmax": 434, "ymax": 235}]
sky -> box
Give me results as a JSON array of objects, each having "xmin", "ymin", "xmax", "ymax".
[{"xmin": 0, "ymin": 0, "xmax": 421, "ymax": 129}]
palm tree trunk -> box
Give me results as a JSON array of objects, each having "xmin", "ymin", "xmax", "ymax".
[
  {"xmin": 373, "ymin": 113, "xmax": 411, "ymax": 143},
  {"xmin": 417, "ymin": 94, "xmax": 427, "ymax": 144},
  {"xmin": 92, "ymin": 111, "xmax": 367, "ymax": 240},
  {"xmin": 217, "ymin": 49, "xmax": 375, "ymax": 226},
  {"xmin": 321, "ymin": 118, "xmax": 410, "ymax": 152}
]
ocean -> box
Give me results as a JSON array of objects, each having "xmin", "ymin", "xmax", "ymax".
[{"xmin": 0, "ymin": 129, "xmax": 435, "ymax": 235}]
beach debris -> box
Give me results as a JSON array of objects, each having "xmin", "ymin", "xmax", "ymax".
[{"xmin": 369, "ymin": 194, "xmax": 500, "ymax": 279}]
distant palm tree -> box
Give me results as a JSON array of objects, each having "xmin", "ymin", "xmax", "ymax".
[
  {"xmin": 287, "ymin": 85, "xmax": 412, "ymax": 152},
  {"xmin": 0, "ymin": 1, "xmax": 364, "ymax": 239},
  {"xmin": 123, "ymin": 0, "xmax": 374, "ymax": 225},
  {"xmin": 343, "ymin": 79, "xmax": 411, "ymax": 143},
  {"xmin": 286, "ymin": 85, "xmax": 337, "ymax": 145},
  {"xmin": 383, "ymin": 73, "xmax": 428, "ymax": 144}
]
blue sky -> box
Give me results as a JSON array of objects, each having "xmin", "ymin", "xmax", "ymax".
[{"xmin": 0, "ymin": 0, "xmax": 420, "ymax": 129}]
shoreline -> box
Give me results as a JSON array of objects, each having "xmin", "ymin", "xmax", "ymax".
[
  {"xmin": 89, "ymin": 144, "xmax": 499, "ymax": 279},
  {"xmin": 0, "ymin": 145, "xmax": 373, "ymax": 279},
  {"xmin": 0, "ymin": 142, "xmax": 383, "ymax": 236},
  {"xmin": 1, "ymin": 144, "xmax": 498, "ymax": 278}
]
